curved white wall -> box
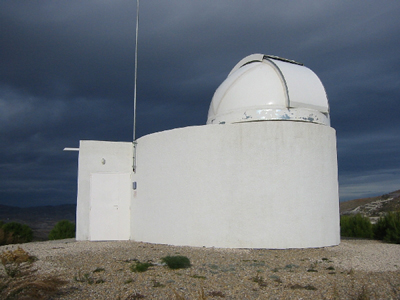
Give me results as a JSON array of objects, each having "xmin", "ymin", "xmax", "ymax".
[{"xmin": 131, "ymin": 121, "xmax": 339, "ymax": 249}]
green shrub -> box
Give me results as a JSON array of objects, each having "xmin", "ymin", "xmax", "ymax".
[
  {"xmin": 161, "ymin": 255, "xmax": 191, "ymax": 269},
  {"xmin": 48, "ymin": 220, "xmax": 76, "ymax": 240},
  {"xmin": 340, "ymin": 214, "xmax": 373, "ymax": 239},
  {"xmin": 373, "ymin": 211, "xmax": 400, "ymax": 244},
  {"xmin": 130, "ymin": 261, "xmax": 153, "ymax": 272},
  {"xmin": 0, "ymin": 222, "xmax": 33, "ymax": 245}
]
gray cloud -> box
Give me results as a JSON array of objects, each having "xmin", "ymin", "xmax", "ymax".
[{"xmin": 1, "ymin": 0, "xmax": 400, "ymax": 206}]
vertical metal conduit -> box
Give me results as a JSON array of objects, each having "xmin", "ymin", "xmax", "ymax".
[{"xmin": 133, "ymin": 0, "xmax": 140, "ymax": 172}]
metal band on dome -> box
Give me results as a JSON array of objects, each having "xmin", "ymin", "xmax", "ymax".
[{"xmin": 207, "ymin": 107, "xmax": 330, "ymax": 126}]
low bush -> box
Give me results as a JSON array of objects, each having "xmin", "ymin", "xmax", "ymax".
[
  {"xmin": 48, "ymin": 220, "xmax": 76, "ymax": 240},
  {"xmin": 0, "ymin": 247, "xmax": 36, "ymax": 278},
  {"xmin": 130, "ymin": 261, "xmax": 153, "ymax": 273},
  {"xmin": 341, "ymin": 212, "xmax": 400, "ymax": 244},
  {"xmin": 340, "ymin": 214, "xmax": 373, "ymax": 239},
  {"xmin": 161, "ymin": 255, "xmax": 191, "ymax": 269},
  {"xmin": 373, "ymin": 211, "xmax": 400, "ymax": 244},
  {"xmin": 0, "ymin": 222, "xmax": 33, "ymax": 245}
]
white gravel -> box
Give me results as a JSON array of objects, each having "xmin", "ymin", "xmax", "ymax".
[
  {"xmin": 7, "ymin": 238, "xmax": 398, "ymax": 273},
  {"xmin": 1, "ymin": 238, "xmax": 399, "ymax": 299},
  {"xmin": 326, "ymin": 238, "xmax": 400, "ymax": 272}
]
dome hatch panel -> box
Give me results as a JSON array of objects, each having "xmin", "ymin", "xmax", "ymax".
[
  {"xmin": 271, "ymin": 59, "xmax": 328, "ymax": 113},
  {"xmin": 216, "ymin": 62, "xmax": 287, "ymax": 114}
]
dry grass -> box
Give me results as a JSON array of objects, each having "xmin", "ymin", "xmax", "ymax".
[
  {"xmin": 172, "ymin": 287, "xmax": 225, "ymax": 299},
  {"xmin": 0, "ymin": 247, "xmax": 36, "ymax": 265},
  {"xmin": 123, "ymin": 291, "xmax": 145, "ymax": 299},
  {"xmin": 0, "ymin": 247, "xmax": 67, "ymax": 300},
  {"xmin": 2, "ymin": 275, "xmax": 68, "ymax": 300}
]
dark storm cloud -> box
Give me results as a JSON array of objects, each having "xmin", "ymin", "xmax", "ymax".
[
  {"xmin": 1, "ymin": 0, "xmax": 400, "ymax": 206},
  {"xmin": 0, "ymin": 2, "xmax": 136, "ymax": 100}
]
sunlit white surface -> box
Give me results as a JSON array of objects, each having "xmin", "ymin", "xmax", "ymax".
[
  {"xmin": 75, "ymin": 54, "xmax": 339, "ymax": 248},
  {"xmin": 207, "ymin": 54, "xmax": 329, "ymax": 125}
]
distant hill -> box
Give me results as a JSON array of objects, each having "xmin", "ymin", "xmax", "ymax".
[
  {"xmin": 340, "ymin": 189, "xmax": 400, "ymax": 223},
  {"xmin": 0, "ymin": 204, "xmax": 76, "ymax": 241}
]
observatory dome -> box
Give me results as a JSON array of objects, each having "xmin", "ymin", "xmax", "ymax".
[{"xmin": 207, "ymin": 54, "xmax": 330, "ymax": 126}]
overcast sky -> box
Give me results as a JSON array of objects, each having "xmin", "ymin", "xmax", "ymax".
[{"xmin": 1, "ymin": 1, "xmax": 399, "ymax": 207}]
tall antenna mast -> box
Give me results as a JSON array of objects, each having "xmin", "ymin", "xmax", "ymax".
[
  {"xmin": 132, "ymin": 0, "xmax": 140, "ymax": 172},
  {"xmin": 133, "ymin": 0, "xmax": 139, "ymax": 142}
]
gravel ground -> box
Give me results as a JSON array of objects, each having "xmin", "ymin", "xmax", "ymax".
[{"xmin": 1, "ymin": 239, "xmax": 399, "ymax": 299}]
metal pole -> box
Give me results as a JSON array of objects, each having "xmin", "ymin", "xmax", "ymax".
[
  {"xmin": 133, "ymin": 0, "xmax": 139, "ymax": 172},
  {"xmin": 133, "ymin": 0, "xmax": 139, "ymax": 142}
]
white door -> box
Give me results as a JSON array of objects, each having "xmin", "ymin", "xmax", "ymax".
[{"xmin": 89, "ymin": 173, "xmax": 131, "ymax": 241}]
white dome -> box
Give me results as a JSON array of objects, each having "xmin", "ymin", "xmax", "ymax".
[{"xmin": 207, "ymin": 54, "xmax": 330, "ymax": 125}]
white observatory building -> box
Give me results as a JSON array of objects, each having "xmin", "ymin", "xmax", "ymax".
[{"xmin": 75, "ymin": 54, "xmax": 340, "ymax": 249}]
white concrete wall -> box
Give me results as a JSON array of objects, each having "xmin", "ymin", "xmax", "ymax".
[
  {"xmin": 76, "ymin": 140, "xmax": 133, "ymax": 240},
  {"xmin": 131, "ymin": 121, "xmax": 339, "ymax": 248},
  {"xmin": 76, "ymin": 122, "xmax": 339, "ymax": 248}
]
